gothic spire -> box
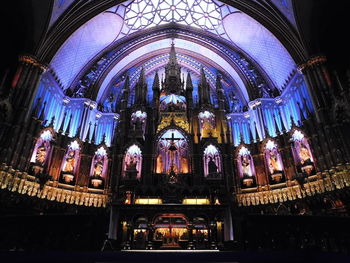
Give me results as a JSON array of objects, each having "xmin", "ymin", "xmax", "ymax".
[
  {"xmin": 38, "ymin": 101, "xmax": 47, "ymax": 122},
  {"xmin": 216, "ymin": 74, "xmax": 225, "ymax": 110},
  {"xmin": 263, "ymin": 122, "xmax": 270, "ymax": 137},
  {"xmin": 123, "ymin": 74, "xmax": 130, "ymax": 94},
  {"xmin": 49, "ymin": 116, "xmax": 55, "ymax": 128},
  {"xmin": 32, "ymin": 97, "xmax": 42, "ymax": 119},
  {"xmin": 290, "ymin": 115, "xmax": 296, "ymax": 127},
  {"xmin": 85, "ymin": 121, "xmax": 92, "ymax": 142},
  {"xmin": 297, "ymin": 101, "xmax": 306, "ymax": 123},
  {"xmin": 91, "ymin": 122, "xmax": 98, "ymax": 144},
  {"xmin": 239, "ymin": 131, "xmax": 244, "ymax": 145},
  {"xmin": 59, "ymin": 111, "xmax": 67, "ymax": 134},
  {"xmin": 152, "ymin": 71, "xmax": 160, "ymax": 91},
  {"xmin": 135, "ymin": 68, "xmax": 147, "ymax": 105},
  {"xmin": 278, "ymin": 109, "xmax": 286, "ymax": 133},
  {"xmin": 254, "ymin": 121, "xmax": 260, "ymax": 142},
  {"xmin": 302, "ymin": 98, "xmax": 311, "ymax": 119},
  {"xmin": 248, "ymin": 123, "xmax": 254, "ymax": 144},
  {"xmin": 74, "ymin": 122, "xmax": 82, "ymax": 138},
  {"xmin": 65, "ymin": 113, "xmax": 73, "ymax": 136},
  {"xmin": 162, "ymin": 43, "xmax": 183, "ymax": 94},
  {"xmin": 273, "ymin": 114, "xmax": 280, "ymax": 135},
  {"xmin": 101, "ymin": 133, "xmax": 107, "ymax": 145},
  {"xmin": 186, "ymin": 71, "xmax": 193, "ymax": 91},
  {"xmin": 169, "ymin": 41, "xmax": 178, "ymax": 65},
  {"xmin": 199, "ymin": 67, "xmax": 210, "ymax": 106}
]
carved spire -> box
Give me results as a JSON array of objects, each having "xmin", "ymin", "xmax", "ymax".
[
  {"xmin": 74, "ymin": 115, "xmax": 83, "ymax": 138},
  {"xmin": 278, "ymin": 109, "xmax": 286, "ymax": 133},
  {"xmin": 186, "ymin": 71, "xmax": 193, "ymax": 91},
  {"xmin": 152, "ymin": 71, "xmax": 160, "ymax": 91},
  {"xmin": 273, "ymin": 114, "xmax": 280, "ymax": 135},
  {"xmin": 49, "ymin": 116, "xmax": 55, "ymax": 127},
  {"xmin": 263, "ymin": 122, "xmax": 270, "ymax": 137},
  {"xmin": 220, "ymin": 119, "xmax": 225, "ymax": 142},
  {"xmin": 216, "ymin": 74, "xmax": 225, "ymax": 110},
  {"xmin": 302, "ymin": 98, "xmax": 311, "ymax": 119},
  {"xmin": 248, "ymin": 123, "xmax": 254, "ymax": 144},
  {"xmin": 135, "ymin": 68, "xmax": 147, "ymax": 105},
  {"xmin": 59, "ymin": 111, "xmax": 67, "ymax": 134},
  {"xmin": 162, "ymin": 43, "xmax": 183, "ymax": 94},
  {"xmin": 199, "ymin": 67, "xmax": 211, "ymax": 107},
  {"xmin": 239, "ymin": 131, "xmax": 244, "ymax": 145},
  {"xmin": 290, "ymin": 115, "xmax": 296, "ymax": 128},
  {"xmin": 91, "ymin": 122, "xmax": 98, "ymax": 144},
  {"xmin": 101, "ymin": 133, "xmax": 107, "ymax": 145},
  {"xmin": 254, "ymin": 121, "xmax": 260, "ymax": 142},
  {"xmin": 122, "ymin": 74, "xmax": 130, "ymax": 95},
  {"xmin": 38, "ymin": 101, "xmax": 47, "ymax": 122},
  {"xmin": 85, "ymin": 121, "xmax": 92, "ymax": 142},
  {"xmin": 65, "ymin": 114, "xmax": 73, "ymax": 136},
  {"xmin": 32, "ymin": 97, "xmax": 42, "ymax": 119},
  {"xmin": 297, "ymin": 101, "xmax": 306, "ymax": 123},
  {"xmin": 169, "ymin": 41, "xmax": 177, "ymax": 66}
]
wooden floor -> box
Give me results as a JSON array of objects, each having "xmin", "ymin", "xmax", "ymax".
[{"xmin": 1, "ymin": 250, "xmax": 349, "ymax": 263}]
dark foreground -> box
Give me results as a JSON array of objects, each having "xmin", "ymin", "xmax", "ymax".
[{"xmin": 1, "ymin": 250, "xmax": 350, "ymax": 263}]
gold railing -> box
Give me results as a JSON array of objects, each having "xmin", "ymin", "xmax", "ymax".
[
  {"xmin": 236, "ymin": 166, "xmax": 350, "ymax": 206},
  {"xmin": 0, "ymin": 165, "xmax": 108, "ymax": 208}
]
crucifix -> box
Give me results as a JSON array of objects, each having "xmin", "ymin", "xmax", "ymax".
[{"xmin": 161, "ymin": 132, "xmax": 184, "ymax": 175}]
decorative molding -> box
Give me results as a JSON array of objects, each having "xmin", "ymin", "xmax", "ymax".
[
  {"xmin": 297, "ymin": 56, "xmax": 327, "ymax": 73},
  {"xmin": 19, "ymin": 55, "xmax": 48, "ymax": 72},
  {"xmin": 237, "ymin": 164, "xmax": 350, "ymax": 206},
  {"xmin": 0, "ymin": 165, "xmax": 108, "ymax": 208}
]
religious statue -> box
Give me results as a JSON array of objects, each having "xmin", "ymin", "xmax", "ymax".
[
  {"xmin": 90, "ymin": 160, "xmax": 104, "ymax": 188},
  {"xmin": 300, "ymin": 144, "xmax": 312, "ymax": 166},
  {"xmin": 168, "ymin": 164, "xmax": 177, "ymax": 183},
  {"xmin": 35, "ymin": 146, "xmax": 47, "ymax": 165},
  {"xmin": 126, "ymin": 156, "xmax": 138, "ymax": 172},
  {"xmin": 269, "ymin": 152, "xmax": 280, "ymax": 174},
  {"xmin": 299, "ymin": 144, "xmax": 314, "ymax": 175},
  {"xmin": 208, "ymin": 156, "xmax": 218, "ymax": 174},
  {"xmin": 125, "ymin": 156, "xmax": 138, "ymax": 179},
  {"xmin": 180, "ymin": 157, "xmax": 189, "ymax": 173},
  {"xmin": 63, "ymin": 151, "xmax": 75, "ymax": 173},
  {"xmin": 241, "ymin": 155, "xmax": 251, "ymax": 177},
  {"xmin": 268, "ymin": 151, "xmax": 283, "ymax": 183},
  {"xmin": 93, "ymin": 161, "xmax": 104, "ymax": 177},
  {"xmin": 156, "ymin": 154, "xmax": 164, "ymax": 174}
]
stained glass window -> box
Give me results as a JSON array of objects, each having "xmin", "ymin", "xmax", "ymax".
[{"xmin": 124, "ymin": 0, "xmax": 225, "ymax": 35}]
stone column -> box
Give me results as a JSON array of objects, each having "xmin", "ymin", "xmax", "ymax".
[
  {"xmin": 108, "ymin": 207, "xmax": 119, "ymax": 240},
  {"xmin": 146, "ymin": 223, "xmax": 154, "ymax": 249},
  {"xmin": 187, "ymin": 222, "xmax": 194, "ymax": 249},
  {"xmin": 2, "ymin": 55, "xmax": 48, "ymax": 169}
]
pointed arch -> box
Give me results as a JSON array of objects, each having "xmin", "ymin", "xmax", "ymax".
[
  {"xmin": 30, "ymin": 128, "xmax": 55, "ymax": 172},
  {"xmin": 89, "ymin": 145, "xmax": 109, "ymax": 188},
  {"xmin": 60, "ymin": 139, "xmax": 82, "ymax": 184},
  {"xmin": 203, "ymin": 144, "xmax": 222, "ymax": 177},
  {"xmin": 290, "ymin": 128, "xmax": 316, "ymax": 176},
  {"xmin": 262, "ymin": 138, "xmax": 285, "ymax": 184},
  {"xmin": 123, "ymin": 144, "xmax": 143, "ymax": 179},
  {"xmin": 236, "ymin": 144, "xmax": 256, "ymax": 188},
  {"xmin": 156, "ymin": 127, "xmax": 190, "ymax": 175}
]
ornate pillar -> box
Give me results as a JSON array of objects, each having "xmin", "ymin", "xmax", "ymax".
[
  {"xmin": 209, "ymin": 220, "xmax": 218, "ymax": 249},
  {"xmin": 298, "ymin": 56, "xmax": 329, "ymax": 123},
  {"xmin": 108, "ymin": 206, "xmax": 119, "ymax": 240},
  {"xmin": 12, "ymin": 55, "xmax": 48, "ymax": 123},
  {"xmin": 187, "ymin": 222, "xmax": 194, "ymax": 249},
  {"xmin": 1, "ymin": 55, "xmax": 47, "ymax": 169},
  {"xmin": 146, "ymin": 223, "xmax": 154, "ymax": 249},
  {"xmin": 298, "ymin": 56, "xmax": 343, "ymax": 168}
]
